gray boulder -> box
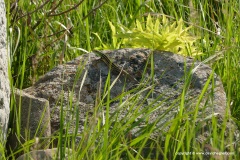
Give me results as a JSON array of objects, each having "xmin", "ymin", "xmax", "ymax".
[
  {"xmin": 0, "ymin": 0, "xmax": 10, "ymax": 148},
  {"xmin": 24, "ymin": 48, "xmax": 239, "ymax": 158}
]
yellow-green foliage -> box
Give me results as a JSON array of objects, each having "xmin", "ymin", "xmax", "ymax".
[{"xmin": 116, "ymin": 14, "xmax": 202, "ymax": 57}]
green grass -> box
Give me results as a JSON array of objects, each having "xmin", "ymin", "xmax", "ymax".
[{"xmin": 4, "ymin": 0, "xmax": 240, "ymax": 159}]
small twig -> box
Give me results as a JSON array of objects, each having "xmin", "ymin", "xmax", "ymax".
[
  {"xmin": 31, "ymin": 0, "xmax": 64, "ymax": 30},
  {"xmin": 48, "ymin": 0, "xmax": 85, "ymax": 17},
  {"xmin": 47, "ymin": 0, "xmax": 64, "ymax": 15},
  {"xmin": 42, "ymin": 26, "xmax": 72, "ymax": 50},
  {"xmin": 82, "ymin": 0, "xmax": 108, "ymax": 20},
  {"xmin": 27, "ymin": 26, "xmax": 73, "ymax": 42},
  {"xmin": 15, "ymin": 0, "xmax": 51, "ymax": 21},
  {"xmin": 31, "ymin": 19, "xmax": 43, "ymax": 31},
  {"xmin": 45, "ymin": 26, "xmax": 73, "ymax": 38}
]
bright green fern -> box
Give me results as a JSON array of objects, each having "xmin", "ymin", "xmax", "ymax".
[{"xmin": 95, "ymin": 14, "xmax": 202, "ymax": 57}]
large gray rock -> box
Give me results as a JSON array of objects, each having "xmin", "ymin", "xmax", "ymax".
[
  {"xmin": 24, "ymin": 48, "xmax": 239, "ymax": 158},
  {"xmin": 0, "ymin": 0, "xmax": 10, "ymax": 147}
]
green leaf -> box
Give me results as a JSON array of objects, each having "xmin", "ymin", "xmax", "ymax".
[
  {"xmin": 111, "ymin": 14, "xmax": 201, "ymax": 57},
  {"xmin": 146, "ymin": 14, "xmax": 153, "ymax": 32},
  {"xmin": 108, "ymin": 21, "xmax": 117, "ymax": 48},
  {"xmin": 136, "ymin": 20, "xmax": 143, "ymax": 32}
]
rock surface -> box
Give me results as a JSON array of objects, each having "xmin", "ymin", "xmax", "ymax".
[
  {"xmin": 7, "ymin": 89, "xmax": 51, "ymax": 152},
  {"xmin": 0, "ymin": 0, "xmax": 10, "ymax": 147},
  {"xmin": 24, "ymin": 48, "xmax": 238, "ymax": 157}
]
